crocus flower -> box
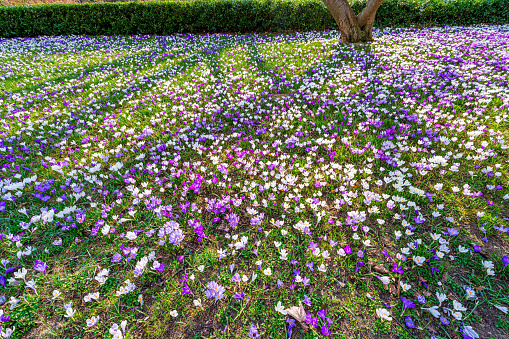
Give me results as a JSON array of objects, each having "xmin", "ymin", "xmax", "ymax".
[
  {"xmin": 33, "ymin": 260, "xmax": 47, "ymax": 275},
  {"xmin": 248, "ymin": 323, "xmax": 259, "ymax": 338},
  {"xmin": 205, "ymin": 281, "xmax": 225, "ymax": 301},
  {"xmin": 405, "ymin": 316, "xmax": 416, "ymax": 328},
  {"xmin": 400, "ymin": 296, "xmax": 416, "ymax": 313}
]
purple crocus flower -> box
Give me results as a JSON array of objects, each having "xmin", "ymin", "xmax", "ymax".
[
  {"xmin": 317, "ymin": 309, "xmax": 327, "ymax": 320},
  {"xmin": 248, "ymin": 323, "xmax": 259, "ymax": 338},
  {"xmin": 302, "ymin": 294, "xmax": 312, "ymax": 306},
  {"xmin": 111, "ymin": 253, "xmax": 122, "ymax": 263},
  {"xmin": 34, "ymin": 260, "xmax": 47, "ymax": 274},
  {"xmin": 391, "ymin": 262, "xmax": 404, "ymax": 274},
  {"xmin": 401, "ymin": 296, "xmax": 416, "ymax": 311},
  {"xmin": 286, "ymin": 318, "xmax": 296, "ymax": 337},
  {"xmin": 304, "ymin": 312, "xmax": 313, "ymax": 324},
  {"xmin": 155, "ymin": 262, "xmax": 165, "ymax": 273},
  {"xmin": 0, "ymin": 202, "xmax": 5, "ymax": 212},
  {"xmin": 277, "ymin": 279, "xmax": 284, "ymax": 289},
  {"xmin": 473, "ymin": 245, "xmax": 483, "ymax": 252},
  {"xmin": 405, "ymin": 316, "xmax": 416, "ymax": 328},
  {"xmin": 440, "ymin": 316, "xmax": 450, "ymax": 325},
  {"xmin": 0, "ymin": 312, "xmax": 10, "ymax": 322},
  {"xmin": 234, "ymin": 292, "xmax": 245, "ymax": 302},
  {"xmin": 205, "ymin": 281, "xmax": 226, "ymax": 301},
  {"xmin": 321, "ymin": 326, "xmax": 331, "ymax": 336},
  {"xmin": 502, "ymin": 256, "xmax": 509, "ymax": 268},
  {"xmin": 445, "ymin": 228, "xmax": 459, "ymax": 236},
  {"xmin": 181, "ymin": 283, "xmax": 190, "ymax": 295}
]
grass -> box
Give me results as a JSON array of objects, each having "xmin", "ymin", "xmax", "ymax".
[{"xmin": 0, "ymin": 26, "xmax": 508, "ymax": 339}]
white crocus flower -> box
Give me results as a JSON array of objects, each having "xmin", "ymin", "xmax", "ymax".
[
  {"xmin": 436, "ymin": 292, "xmax": 447, "ymax": 305},
  {"xmin": 52, "ymin": 290, "xmax": 62, "ymax": 299},
  {"xmin": 494, "ymin": 305, "xmax": 508, "ymax": 314},
  {"xmin": 422, "ymin": 306, "xmax": 440, "ymax": 318},
  {"xmin": 375, "ymin": 308, "xmax": 392, "ymax": 321},
  {"xmin": 400, "ymin": 281, "xmax": 411, "ymax": 292},
  {"xmin": 275, "ymin": 301, "xmax": 287, "ymax": 315}
]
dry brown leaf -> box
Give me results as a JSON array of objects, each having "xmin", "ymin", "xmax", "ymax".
[
  {"xmin": 285, "ymin": 301, "xmax": 308, "ymax": 329},
  {"xmin": 447, "ymin": 293, "xmax": 457, "ymax": 301},
  {"xmin": 422, "ymin": 290, "xmax": 432, "ymax": 297},
  {"xmin": 372, "ymin": 264, "xmax": 389, "ymax": 274},
  {"xmin": 389, "ymin": 284, "xmax": 398, "ymax": 295}
]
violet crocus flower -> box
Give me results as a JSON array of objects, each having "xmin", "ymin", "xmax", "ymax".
[
  {"xmin": 405, "ymin": 316, "xmax": 416, "ymax": 328},
  {"xmin": 401, "ymin": 296, "xmax": 416, "ymax": 312},
  {"xmin": 414, "ymin": 216, "xmax": 425, "ymax": 224},
  {"xmin": 205, "ymin": 281, "xmax": 225, "ymax": 301},
  {"xmin": 277, "ymin": 279, "xmax": 284, "ymax": 289},
  {"xmin": 234, "ymin": 292, "xmax": 245, "ymax": 302},
  {"xmin": 391, "ymin": 262, "xmax": 404, "ymax": 274},
  {"xmin": 321, "ymin": 326, "xmax": 331, "ymax": 336},
  {"xmin": 181, "ymin": 283, "xmax": 190, "ymax": 295},
  {"xmin": 440, "ymin": 316, "xmax": 450, "ymax": 325},
  {"xmin": 302, "ymin": 294, "xmax": 312, "ymax": 306},
  {"xmin": 0, "ymin": 202, "xmax": 6, "ymax": 212},
  {"xmin": 225, "ymin": 213, "xmax": 239, "ymax": 228},
  {"xmin": 248, "ymin": 323, "xmax": 259, "ymax": 338},
  {"xmin": 502, "ymin": 256, "xmax": 509, "ymax": 268},
  {"xmin": 445, "ymin": 228, "xmax": 459, "ymax": 236},
  {"xmin": 317, "ymin": 309, "xmax": 327, "ymax": 320},
  {"xmin": 34, "ymin": 260, "xmax": 47, "ymax": 274},
  {"xmin": 0, "ymin": 312, "xmax": 10, "ymax": 322},
  {"xmin": 111, "ymin": 253, "xmax": 122, "ymax": 263},
  {"xmin": 286, "ymin": 318, "xmax": 296, "ymax": 337}
]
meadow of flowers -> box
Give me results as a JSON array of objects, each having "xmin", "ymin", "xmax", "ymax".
[{"xmin": 0, "ymin": 25, "xmax": 509, "ymax": 339}]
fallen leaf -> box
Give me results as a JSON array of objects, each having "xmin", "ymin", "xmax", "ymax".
[
  {"xmin": 389, "ymin": 284, "xmax": 399, "ymax": 295},
  {"xmin": 285, "ymin": 301, "xmax": 308, "ymax": 329},
  {"xmin": 447, "ymin": 293, "xmax": 457, "ymax": 301},
  {"xmin": 422, "ymin": 290, "xmax": 432, "ymax": 297},
  {"xmin": 372, "ymin": 264, "xmax": 389, "ymax": 274}
]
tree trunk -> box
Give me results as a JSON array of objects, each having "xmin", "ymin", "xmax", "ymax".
[{"xmin": 323, "ymin": 0, "xmax": 384, "ymax": 43}]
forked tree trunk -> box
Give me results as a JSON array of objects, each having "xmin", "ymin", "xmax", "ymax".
[{"xmin": 323, "ymin": 0, "xmax": 384, "ymax": 43}]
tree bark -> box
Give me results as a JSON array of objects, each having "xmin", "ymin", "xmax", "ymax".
[{"xmin": 323, "ymin": 0, "xmax": 384, "ymax": 43}]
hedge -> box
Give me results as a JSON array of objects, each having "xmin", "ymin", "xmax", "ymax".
[{"xmin": 0, "ymin": 0, "xmax": 508, "ymax": 38}]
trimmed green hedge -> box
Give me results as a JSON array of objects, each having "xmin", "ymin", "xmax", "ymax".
[{"xmin": 0, "ymin": 0, "xmax": 508, "ymax": 38}]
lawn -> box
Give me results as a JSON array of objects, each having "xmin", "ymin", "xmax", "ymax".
[{"xmin": 0, "ymin": 26, "xmax": 509, "ymax": 339}]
